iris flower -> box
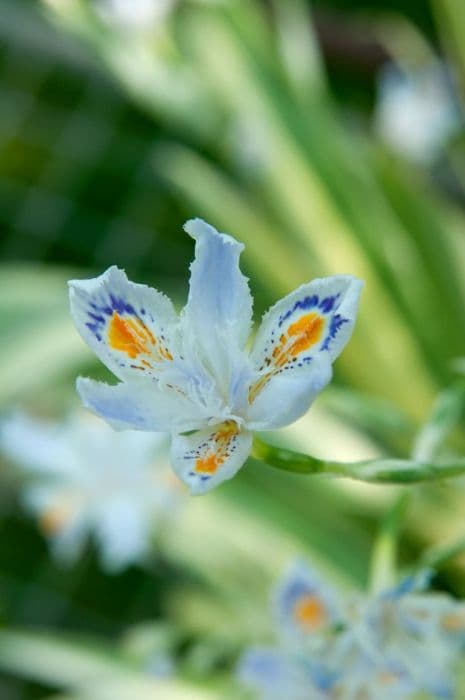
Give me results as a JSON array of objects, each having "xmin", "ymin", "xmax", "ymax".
[
  {"xmin": 69, "ymin": 219, "xmax": 362, "ymax": 494},
  {"xmin": 239, "ymin": 561, "xmax": 465, "ymax": 699},
  {"xmin": 0, "ymin": 412, "xmax": 179, "ymax": 572},
  {"xmin": 375, "ymin": 61, "xmax": 460, "ymax": 164},
  {"xmin": 95, "ymin": 0, "xmax": 175, "ymax": 30}
]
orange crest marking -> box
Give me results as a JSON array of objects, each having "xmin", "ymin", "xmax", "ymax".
[
  {"xmin": 108, "ymin": 311, "xmax": 154, "ymax": 358},
  {"xmin": 108, "ymin": 311, "xmax": 172, "ymax": 362},
  {"xmin": 194, "ymin": 422, "xmax": 238, "ymax": 475},
  {"xmin": 442, "ymin": 610, "xmax": 465, "ymax": 631},
  {"xmin": 378, "ymin": 671, "xmax": 397, "ymax": 686},
  {"xmin": 287, "ymin": 312, "xmax": 324, "ymax": 356},
  {"xmin": 39, "ymin": 504, "xmax": 73, "ymax": 535},
  {"xmin": 195, "ymin": 453, "xmax": 221, "ymax": 475},
  {"xmin": 293, "ymin": 594, "xmax": 327, "ymax": 632}
]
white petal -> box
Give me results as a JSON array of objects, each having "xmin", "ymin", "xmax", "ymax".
[
  {"xmin": 247, "ymin": 276, "xmax": 362, "ymax": 428},
  {"xmin": 170, "ymin": 422, "xmax": 252, "ymax": 495},
  {"xmin": 238, "ymin": 648, "xmax": 306, "ymax": 698},
  {"xmin": 23, "ymin": 486, "xmax": 88, "ymax": 565},
  {"xmin": 77, "ymin": 377, "xmax": 207, "ymax": 433},
  {"xmin": 182, "ymin": 219, "xmax": 253, "ymax": 403},
  {"xmin": 0, "ymin": 412, "xmax": 73, "ymax": 474},
  {"xmin": 247, "ymin": 353, "xmax": 332, "ymax": 430},
  {"xmin": 95, "ymin": 499, "xmax": 150, "ymax": 572},
  {"xmin": 67, "ymin": 413, "xmax": 168, "ymax": 471},
  {"xmin": 251, "ymin": 275, "xmax": 363, "ymax": 366},
  {"xmin": 50, "ymin": 517, "xmax": 89, "ymax": 566},
  {"xmin": 69, "ymin": 266, "xmax": 179, "ymax": 382}
]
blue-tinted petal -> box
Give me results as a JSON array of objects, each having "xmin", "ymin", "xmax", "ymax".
[
  {"xmin": 238, "ymin": 648, "xmax": 324, "ymax": 699},
  {"xmin": 382, "ymin": 569, "xmax": 433, "ymax": 601},
  {"xmin": 246, "ymin": 353, "xmax": 332, "ymax": 430},
  {"xmin": 170, "ymin": 422, "xmax": 252, "ymax": 495},
  {"xmin": 182, "ymin": 219, "xmax": 253, "ymax": 405},
  {"xmin": 1, "ymin": 411, "xmax": 73, "ymax": 474},
  {"xmin": 69, "ymin": 266, "xmax": 179, "ymax": 382},
  {"xmin": 247, "ymin": 276, "xmax": 362, "ymax": 428},
  {"xmin": 77, "ymin": 377, "xmax": 206, "ymax": 433}
]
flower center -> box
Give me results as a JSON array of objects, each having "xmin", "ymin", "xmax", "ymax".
[
  {"xmin": 39, "ymin": 501, "xmax": 75, "ymax": 535},
  {"xmin": 293, "ymin": 594, "xmax": 327, "ymax": 631}
]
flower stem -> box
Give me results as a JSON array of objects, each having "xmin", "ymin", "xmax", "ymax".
[
  {"xmin": 369, "ymin": 493, "xmax": 411, "ymax": 594},
  {"xmin": 252, "ymin": 437, "xmax": 465, "ymax": 484}
]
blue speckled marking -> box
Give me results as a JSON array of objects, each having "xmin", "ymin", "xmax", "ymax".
[
  {"xmin": 319, "ymin": 294, "xmax": 339, "ymax": 313},
  {"xmin": 85, "ymin": 293, "xmax": 140, "ymax": 342},
  {"xmin": 88, "ymin": 312, "xmax": 105, "ymax": 323},
  {"xmin": 321, "ymin": 314, "xmax": 348, "ymax": 350},
  {"xmin": 109, "ymin": 294, "xmax": 135, "ymax": 316},
  {"xmin": 278, "ymin": 295, "xmax": 319, "ymax": 327},
  {"xmin": 86, "ymin": 325, "xmax": 102, "ymax": 341},
  {"xmin": 282, "ymin": 577, "xmax": 315, "ymax": 608},
  {"xmin": 309, "ymin": 664, "xmax": 340, "ymax": 692},
  {"xmin": 297, "ymin": 356, "xmax": 313, "ymax": 367},
  {"xmin": 278, "ymin": 294, "xmax": 340, "ymax": 327}
]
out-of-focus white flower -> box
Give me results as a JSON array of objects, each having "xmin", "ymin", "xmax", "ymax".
[
  {"xmin": 239, "ymin": 647, "xmax": 328, "ymax": 700},
  {"xmin": 374, "ymin": 61, "xmax": 461, "ymax": 164},
  {"xmin": 238, "ymin": 561, "xmax": 465, "ymax": 699},
  {"xmin": 346, "ymin": 572, "xmax": 465, "ymax": 699},
  {"xmin": 274, "ymin": 560, "xmax": 343, "ymax": 650},
  {"xmin": 0, "ymin": 412, "xmax": 182, "ymax": 572},
  {"xmin": 95, "ymin": 0, "xmax": 176, "ymax": 31},
  {"xmin": 69, "ymin": 218, "xmax": 362, "ymax": 495}
]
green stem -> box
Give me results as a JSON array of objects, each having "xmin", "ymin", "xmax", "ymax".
[
  {"xmin": 369, "ymin": 493, "xmax": 411, "ymax": 594},
  {"xmin": 252, "ymin": 438, "xmax": 465, "ymax": 484}
]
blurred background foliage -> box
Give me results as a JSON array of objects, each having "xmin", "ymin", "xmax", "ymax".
[{"xmin": 1, "ymin": 0, "xmax": 465, "ymax": 697}]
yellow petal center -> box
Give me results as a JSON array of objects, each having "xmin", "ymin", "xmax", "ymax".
[{"xmin": 293, "ymin": 594, "xmax": 327, "ymax": 631}]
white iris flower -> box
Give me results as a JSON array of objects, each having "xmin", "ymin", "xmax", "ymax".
[
  {"xmin": 375, "ymin": 62, "xmax": 461, "ymax": 164},
  {"xmin": 95, "ymin": 0, "xmax": 175, "ymax": 30},
  {"xmin": 0, "ymin": 412, "xmax": 180, "ymax": 572},
  {"xmin": 238, "ymin": 561, "xmax": 465, "ymax": 699},
  {"xmin": 69, "ymin": 219, "xmax": 362, "ymax": 495}
]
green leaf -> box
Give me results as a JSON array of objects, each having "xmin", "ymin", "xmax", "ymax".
[
  {"xmin": 269, "ymin": 0, "xmax": 326, "ymax": 100},
  {"xmin": 369, "ymin": 493, "xmax": 411, "ymax": 593},
  {"xmin": 0, "ymin": 265, "xmax": 89, "ymax": 404},
  {"xmin": 0, "ymin": 629, "xmax": 222, "ymax": 700},
  {"xmin": 433, "ymin": 0, "xmax": 465, "ymax": 100},
  {"xmin": 412, "ymin": 382, "xmax": 465, "ymax": 460},
  {"xmin": 420, "ymin": 535, "xmax": 465, "ymax": 570}
]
